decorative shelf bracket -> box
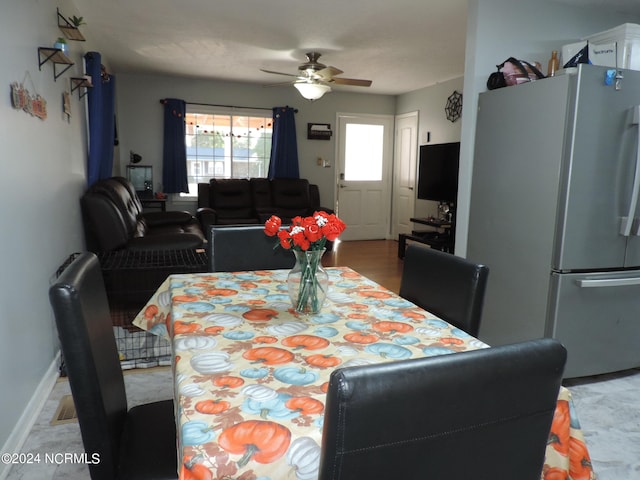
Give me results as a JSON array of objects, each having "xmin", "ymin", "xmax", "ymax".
[
  {"xmin": 70, "ymin": 77, "xmax": 93, "ymax": 99},
  {"xmin": 38, "ymin": 47, "xmax": 75, "ymax": 81}
]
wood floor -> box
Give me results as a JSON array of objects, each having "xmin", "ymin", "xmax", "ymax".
[{"xmin": 322, "ymin": 239, "xmax": 404, "ymax": 293}]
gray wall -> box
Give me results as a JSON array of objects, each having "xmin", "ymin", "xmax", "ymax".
[
  {"xmin": 115, "ymin": 73, "xmax": 396, "ymax": 212},
  {"xmin": 116, "ymin": 73, "xmax": 463, "ymax": 229},
  {"xmin": 0, "ymin": 0, "xmax": 96, "ymax": 460},
  {"xmin": 397, "ymin": 76, "xmax": 464, "ymax": 219},
  {"xmin": 457, "ymin": 0, "xmax": 640, "ymax": 255}
]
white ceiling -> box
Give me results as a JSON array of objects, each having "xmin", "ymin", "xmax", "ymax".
[{"xmin": 70, "ymin": 0, "xmax": 640, "ymax": 96}]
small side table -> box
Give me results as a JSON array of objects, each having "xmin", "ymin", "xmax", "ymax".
[
  {"xmin": 141, "ymin": 198, "xmax": 167, "ymax": 212},
  {"xmin": 398, "ymin": 217, "xmax": 455, "ymax": 258}
]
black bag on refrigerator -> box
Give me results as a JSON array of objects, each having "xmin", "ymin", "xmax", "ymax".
[{"xmin": 487, "ymin": 57, "xmax": 546, "ymax": 90}]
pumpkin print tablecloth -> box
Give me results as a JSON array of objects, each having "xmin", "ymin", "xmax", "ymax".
[{"xmin": 133, "ymin": 267, "xmax": 595, "ymax": 480}]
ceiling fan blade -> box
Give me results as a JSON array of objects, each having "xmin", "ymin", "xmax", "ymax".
[
  {"xmin": 262, "ymin": 81, "xmax": 294, "ymax": 88},
  {"xmin": 315, "ymin": 66, "xmax": 343, "ymax": 80},
  {"xmin": 261, "ymin": 53, "xmax": 371, "ymax": 90},
  {"xmin": 260, "ymin": 68, "xmax": 298, "ymax": 78},
  {"xmin": 330, "ymin": 77, "xmax": 373, "ymax": 87}
]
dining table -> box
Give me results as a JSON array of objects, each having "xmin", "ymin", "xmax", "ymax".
[{"xmin": 133, "ymin": 266, "xmax": 595, "ymax": 480}]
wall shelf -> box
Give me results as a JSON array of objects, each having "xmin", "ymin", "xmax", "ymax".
[
  {"xmin": 57, "ymin": 8, "xmax": 85, "ymax": 41},
  {"xmin": 38, "ymin": 47, "xmax": 74, "ymax": 81},
  {"xmin": 70, "ymin": 77, "xmax": 93, "ymax": 99}
]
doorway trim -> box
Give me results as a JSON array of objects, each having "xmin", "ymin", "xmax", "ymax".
[{"xmin": 334, "ymin": 112, "xmax": 394, "ymax": 240}]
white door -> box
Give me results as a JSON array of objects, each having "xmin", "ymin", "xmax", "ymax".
[
  {"xmin": 335, "ymin": 114, "xmax": 394, "ymax": 241},
  {"xmin": 391, "ymin": 111, "xmax": 418, "ymax": 239}
]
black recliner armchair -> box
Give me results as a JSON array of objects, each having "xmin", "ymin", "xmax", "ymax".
[
  {"xmin": 197, "ymin": 178, "xmax": 260, "ymax": 226},
  {"xmin": 81, "ymin": 177, "xmax": 205, "ymax": 253}
]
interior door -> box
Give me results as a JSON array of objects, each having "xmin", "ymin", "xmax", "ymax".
[
  {"xmin": 391, "ymin": 112, "xmax": 418, "ymax": 239},
  {"xmin": 335, "ymin": 114, "xmax": 394, "ymax": 241}
]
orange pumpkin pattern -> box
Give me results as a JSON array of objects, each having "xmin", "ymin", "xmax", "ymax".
[
  {"xmin": 242, "ymin": 346, "xmax": 295, "ymax": 365},
  {"xmin": 305, "ymin": 354, "xmax": 342, "ymax": 368},
  {"xmin": 549, "ymin": 400, "xmax": 571, "ymax": 455},
  {"xmin": 372, "ymin": 320, "xmax": 414, "ymax": 334},
  {"xmin": 218, "ymin": 420, "xmax": 291, "ymax": 467},
  {"xmin": 285, "ymin": 396, "xmax": 325, "ymax": 415},
  {"xmin": 143, "ymin": 304, "xmax": 158, "ymax": 319},
  {"xmin": 132, "ymin": 267, "xmax": 591, "ymax": 480},
  {"xmin": 343, "ymin": 332, "xmax": 380, "ymax": 344},
  {"xmin": 569, "ymin": 437, "xmax": 594, "ymax": 480},
  {"xmin": 195, "ymin": 399, "xmax": 231, "ymax": 415},
  {"xmin": 213, "ymin": 375, "xmax": 245, "ymax": 389},
  {"xmin": 173, "ymin": 321, "xmax": 201, "ymax": 334},
  {"xmin": 543, "ymin": 466, "xmax": 569, "ymax": 480},
  {"xmin": 281, "ymin": 334, "xmax": 330, "ymax": 350}
]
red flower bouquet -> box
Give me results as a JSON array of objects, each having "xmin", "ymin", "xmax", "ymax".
[
  {"xmin": 264, "ymin": 212, "xmax": 346, "ymax": 313},
  {"xmin": 264, "ymin": 211, "xmax": 346, "ymax": 252}
]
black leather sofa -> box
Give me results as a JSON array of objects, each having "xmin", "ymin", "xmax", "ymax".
[
  {"xmin": 81, "ymin": 176, "xmax": 205, "ymax": 253},
  {"xmin": 197, "ymin": 178, "xmax": 333, "ymax": 230},
  {"xmin": 81, "ymin": 177, "xmax": 207, "ymax": 321}
]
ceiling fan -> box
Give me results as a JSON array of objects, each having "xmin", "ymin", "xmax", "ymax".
[{"xmin": 261, "ymin": 52, "xmax": 373, "ymax": 100}]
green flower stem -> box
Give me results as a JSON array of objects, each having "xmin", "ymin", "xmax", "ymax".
[{"xmin": 295, "ymin": 251, "xmax": 326, "ymax": 312}]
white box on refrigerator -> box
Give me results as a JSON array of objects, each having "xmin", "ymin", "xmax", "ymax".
[{"xmin": 584, "ymin": 23, "xmax": 640, "ymax": 70}]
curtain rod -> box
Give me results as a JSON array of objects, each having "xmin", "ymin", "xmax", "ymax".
[{"xmin": 159, "ymin": 99, "xmax": 297, "ymax": 113}]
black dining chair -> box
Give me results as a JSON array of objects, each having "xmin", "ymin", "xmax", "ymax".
[
  {"xmin": 48, "ymin": 252, "xmax": 177, "ymax": 480},
  {"xmin": 208, "ymin": 224, "xmax": 296, "ymax": 272},
  {"xmin": 399, "ymin": 243, "xmax": 489, "ymax": 336},
  {"xmin": 318, "ymin": 338, "xmax": 567, "ymax": 480}
]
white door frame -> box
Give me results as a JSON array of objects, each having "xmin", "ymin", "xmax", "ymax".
[
  {"xmin": 391, "ymin": 111, "xmax": 419, "ymax": 239},
  {"xmin": 334, "ymin": 112, "xmax": 394, "ymax": 240}
]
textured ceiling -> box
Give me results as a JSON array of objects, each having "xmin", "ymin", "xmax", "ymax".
[{"xmin": 70, "ymin": 0, "xmax": 640, "ymax": 96}]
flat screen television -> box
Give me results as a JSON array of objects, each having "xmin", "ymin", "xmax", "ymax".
[{"xmin": 417, "ymin": 142, "xmax": 460, "ymax": 202}]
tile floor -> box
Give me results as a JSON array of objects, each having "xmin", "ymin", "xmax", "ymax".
[
  {"xmin": 4, "ymin": 367, "xmax": 173, "ymax": 479},
  {"xmin": 563, "ymin": 368, "xmax": 640, "ymax": 479},
  {"xmin": 5, "ymin": 366, "xmax": 640, "ymax": 479}
]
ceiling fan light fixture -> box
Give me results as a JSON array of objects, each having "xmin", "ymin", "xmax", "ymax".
[{"xmin": 294, "ymin": 82, "xmax": 331, "ymax": 101}]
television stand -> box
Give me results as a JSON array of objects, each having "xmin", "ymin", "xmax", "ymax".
[{"xmin": 397, "ymin": 217, "xmax": 455, "ymax": 258}]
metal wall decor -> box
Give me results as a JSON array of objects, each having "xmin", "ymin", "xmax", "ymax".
[{"xmin": 445, "ymin": 90, "xmax": 463, "ymax": 122}]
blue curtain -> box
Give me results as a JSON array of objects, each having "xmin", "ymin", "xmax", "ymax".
[
  {"xmin": 268, "ymin": 106, "xmax": 299, "ymax": 179},
  {"xmin": 161, "ymin": 99, "xmax": 189, "ymax": 193},
  {"xmin": 85, "ymin": 52, "xmax": 116, "ymax": 186}
]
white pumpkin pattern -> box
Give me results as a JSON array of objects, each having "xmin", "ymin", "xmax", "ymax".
[
  {"xmin": 204, "ymin": 313, "xmax": 243, "ymax": 327},
  {"xmin": 174, "ymin": 335, "xmax": 217, "ymax": 351},
  {"xmin": 190, "ymin": 352, "xmax": 232, "ymax": 374},
  {"xmin": 286, "ymin": 436, "xmax": 321, "ymax": 480}
]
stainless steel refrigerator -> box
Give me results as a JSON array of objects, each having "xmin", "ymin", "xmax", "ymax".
[{"xmin": 468, "ymin": 64, "xmax": 640, "ymax": 378}]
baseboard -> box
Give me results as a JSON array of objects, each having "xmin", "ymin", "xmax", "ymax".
[{"xmin": 0, "ymin": 351, "xmax": 61, "ymax": 480}]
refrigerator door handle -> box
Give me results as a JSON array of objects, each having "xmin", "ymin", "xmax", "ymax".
[
  {"xmin": 576, "ymin": 277, "xmax": 640, "ymax": 288},
  {"xmin": 621, "ymin": 105, "xmax": 640, "ymax": 236}
]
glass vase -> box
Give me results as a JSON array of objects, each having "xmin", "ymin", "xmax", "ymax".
[{"xmin": 287, "ymin": 248, "xmax": 329, "ymax": 314}]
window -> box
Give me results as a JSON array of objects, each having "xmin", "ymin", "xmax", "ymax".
[
  {"xmin": 182, "ymin": 107, "xmax": 273, "ymax": 196},
  {"xmin": 344, "ymin": 123, "xmax": 384, "ymax": 181}
]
